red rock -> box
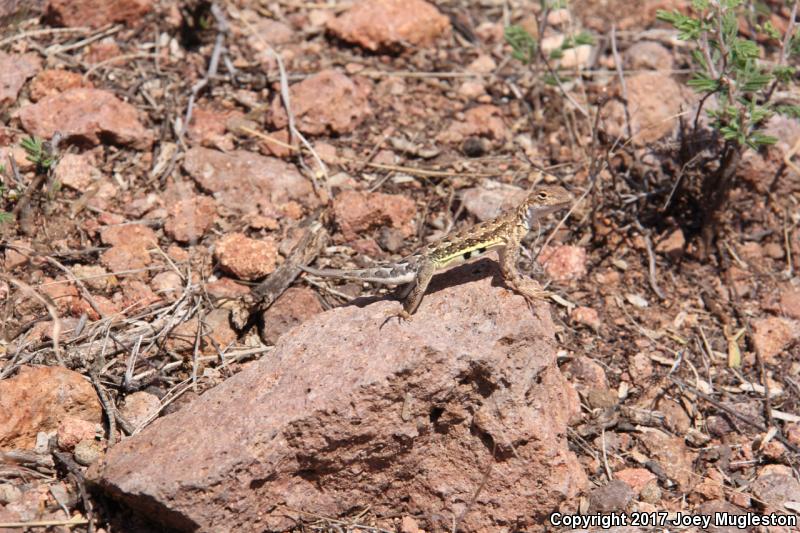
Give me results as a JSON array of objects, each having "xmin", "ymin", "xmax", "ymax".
[
  {"xmin": 19, "ymin": 88, "xmax": 152, "ymax": 149},
  {"xmin": 751, "ymin": 316, "xmax": 800, "ymax": 364},
  {"xmin": 57, "ymin": 416, "xmax": 98, "ymax": 451},
  {"xmin": 100, "ymin": 223, "xmax": 157, "ymax": 248},
  {"xmin": 624, "ymin": 41, "xmax": 674, "ymax": 71},
  {"xmin": 604, "ymin": 72, "xmax": 686, "ymax": 145},
  {"xmin": 537, "ymin": 244, "xmax": 587, "ymax": 282},
  {"xmin": 639, "ymin": 430, "xmax": 695, "ymax": 490},
  {"xmin": 2, "ymin": 240, "xmax": 30, "ymax": 270},
  {"xmin": 0, "ymin": 366, "xmax": 102, "ymax": 450},
  {"xmin": 206, "ymin": 277, "xmax": 251, "ymax": 299},
  {"xmin": 71, "ymin": 264, "xmax": 117, "ymax": 292},
  {"xmin": 740, "ymin": 115, "xmax": 800, "ymax": 193},
  {"xmin": 460, "ymin": 181, "xmax": 527, "ymax": 222},
  {"xmin": 571, "ymin": 306, "xmax": 600, "ymax": 330},
  {"xmin": 89, "ymin": 262, "xmax": 586, "ymax": 531},
  {"xmin": 333, "ymin": 190, "xmax": 416, "ymax": 241},
  {"xmin": 615, "ymin": 468, "xmax": 656, "ymax": 495},
  {"xmin": 588, "ymin": 479, "xmax": 634, "ymax": 512},
  {"xmin": 166, "ymin": 309, "xmax": 237, "ymax": 354},
  {"xmin": 84, "ymin": 39, "xmax": 121, "ymax": 64},
  {"xmin": 786, "ymin": 423, "xmax": 800, "ymax": 447},
  {"xmin": 163, "ymin": 196, "xmax": 217, "ymax": 243},
  {"xmin": 657, "ymin": 397, "xmax": 691, "ymax": 434},
  {"xmin": 120, "ymin": 391, "xmax": 161, "ymax": 430},
  {"xmin": 751, "ymin": 465, "xmax": 800, "ymax": 509},
  {"xmin": 270, "ymin": 69, "xmax": 370, "ymax": 135},
  {"xmin": 0, "ymin": 52, "xmax": 41, "ymax": 104},
  {"xmin": 214, "ymin": 233, "xmax": 278, "ymax": 281},
  {"xmin": 327, "ymin": 0, "xmax": 450, "ymax": 51},
  {"xmin": 53, "ymin": 152, "xmax": 101, "ymax": 190},
  {"xmin": 118, "ymin": 279, "xmax": 160, "ymax": 312},
  {"xmin": 779, "ymin": 287, "xmax": 800, "ymax": 320},
  {"xmin": 655, "ymin": 228, "xmax": 685, "ymax": 259},
  {"xmin": 182, "ymin": 147, "xmax": 317, "ymax": 216},
  {"xmin": 150, "ymin": 271, "xmax": 183, "ymax": 300},
  {"xmin": 246, "ymin": 18, "xmax": 294, "ymax": 51},
  {"xmin": 259, "ymin": 128, "xmax": 295, "ymax": 158},
  {"xmin": 28, "ymin": 69, "xmax": 92, "ymax": 101},
  {"xmin": 39, "ymin": 278, "xmax": 80, "ymax": 313},
  {"xmin": 45, "ymin": 0, "xmax": 152, "ymax": 28},
  {"xmin": 187, "ymin": 107, "xmax": 238, "ymax": 151},
  {"xmin": 442, "ymin": 105, "xmax": 509, "ymax": 144},
  {"xmin": 260, "ymin": 287, "xmax": 324, "ymax": 345},
  {"xmin": 100, "ymin": 244, "xmax": 152, "ymax": 274}
]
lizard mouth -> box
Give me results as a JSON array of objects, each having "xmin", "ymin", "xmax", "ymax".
[{"xmin": 528, "ymin": 201, "xmax": 571, "ymax": 218}]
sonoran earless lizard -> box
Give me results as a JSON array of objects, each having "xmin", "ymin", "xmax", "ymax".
[{"xmin": 301, "ymin": 185, "xmax": 572, "ymax": 319}]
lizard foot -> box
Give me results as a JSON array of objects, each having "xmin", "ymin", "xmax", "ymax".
[{"xmin": 380, "ymin": 307, "xmax": 411, "ymax": 327}]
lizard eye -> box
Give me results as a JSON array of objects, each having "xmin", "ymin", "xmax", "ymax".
[{"xmin": 537, "ymin": 192, "xmax": 548, "ymax": 200}]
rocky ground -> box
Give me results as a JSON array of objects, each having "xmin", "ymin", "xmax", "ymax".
[{"xmin": 0, "ymin": 0, "xmax": 799, "ymax": 531}]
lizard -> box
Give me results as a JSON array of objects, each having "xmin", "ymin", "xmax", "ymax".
[{"xmin": 300, "ymin": 185, "xmax": 573, "ymax": 319}]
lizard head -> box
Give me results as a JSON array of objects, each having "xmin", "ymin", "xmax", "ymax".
[{"xmin": 521, "ymin": 185, "xmax": 572, "ymax": 227}]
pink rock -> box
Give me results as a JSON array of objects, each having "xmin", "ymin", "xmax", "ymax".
[
  {"xmin": 779, "ymin": 287, "xmax": 800, "ymax": 320},
  {"xmin": 0, "ymin": 366, "xmax": 102, "ymax": 450},
  {"xmin": 333, "ymin": 190, "xmax": 416, "ymax": 241},
  {"xmin": 214, "ymin": 233, "xmax": 278, "ymax": 281},
  {"xmin": 57, "ymin": 416, "xmax": 98, "ymax": 451},
  {"xmin": 205, "ymin": 278, "xmax": 251, "ymax": 299},
  {"xmin": 19, "ymin": 88, "xmax": 152, "ymax": 149},
  {"xmin": 460, "ymin": 181, "xmax": 527, "ymax": 222},
  {"xmin": 53, "ymin": 153, "xmax": 101, "ymax": 190},
  {"xmin": 0, "ymin": 52, "xmax": 41, "ymax": 104},
  {"xmin": 121, "ymin": 391, "xmax": 161, "ymax": 429},
  {"xmin": 163, "ymin": 196, "xmax": 217, "ymax": 244},
  {"xmin": 751, "ymin": 316, "xmax": 800, "ymax": 364},
  {"xmin": 570, "ymin": 306, "xmax": 601, "ymax": 330},
  {"xmin": 561, "ymin": 355, "xmax": 608, "ymax": 393},
  {"xmin": 182, "ymin": 147, "xmax": 317, "ymax": 216},
  {"xmin": 45, "ymin": 0, "xmax": 153, "ymax": 28},
  {"xmin": 603, "ymin": 72, "xmax": 686, "ymax": 145},
  {"xmin": 537, "ymin": 244, "xmax": 587, "ymax": 282},
  {"xmin": 89, "ymin": 262, "xmax": 586, "ymax": 531},
  {"xmin": 270, "ymin": 69, "xmax": 370, "ymax": 135},
  {"xmin": 326, "ymin": 0, "xmax": 450, "ymax": 51},
  {"xmin": 624, "ymin": 41, "xmax": 674, "ymax": 71},
  {"xmin": 260, "ymin": 287, "xmax": 324, "ymax": 345},
  {"xmin": 29, "ymin": 69, "xmax": 92, "ymax": 101}
]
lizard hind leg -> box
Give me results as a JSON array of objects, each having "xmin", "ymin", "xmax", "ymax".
[{"xmin": 383, "ymin": 261, "xmax": 435, "ymax": 322}]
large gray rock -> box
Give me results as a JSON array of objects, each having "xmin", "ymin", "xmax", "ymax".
[{"xmin": 89, "ymin": 260, "xmax": 587, "ymax": 531}]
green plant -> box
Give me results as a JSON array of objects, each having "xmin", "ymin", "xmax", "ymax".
[
  {"xmin": 20, "ymin": 136, "xmax": 56, "ymax": 170},
  {"xmin": 657, "ymin": 0, "xmax": 798, "ymax": 253}
]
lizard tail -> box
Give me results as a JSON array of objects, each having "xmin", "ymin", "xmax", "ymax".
[{"xmin": 299, "ymin": 264, "xmax": 416, "ymax": 284}]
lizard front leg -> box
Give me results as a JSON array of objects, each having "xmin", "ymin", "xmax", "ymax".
[
  {"xmin": 386, "ymin": 260, "xmax": 435, "ymax": 321},
  {"xmin": 497, "ymin": 243, "xmax": 549, "ymax": 303}
]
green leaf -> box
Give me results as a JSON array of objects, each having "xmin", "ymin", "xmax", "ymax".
[
  {"xmin": 687, "ymin": 74, "xmax": 719, "ymax": 92},
  {"xmin": 776, "ymin": 104, "xmax": 800, "ymax": 119},
  {"xmin": 773, "ymin": 65, "xmax": 796, "ymax": 83},
  {"xmin": 0, "ymin": 211, "xmax": 12, "ymax": 224},
  {"xmin": 504, "ymin": 25, "xmax": 538, "ymax": 65}
]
